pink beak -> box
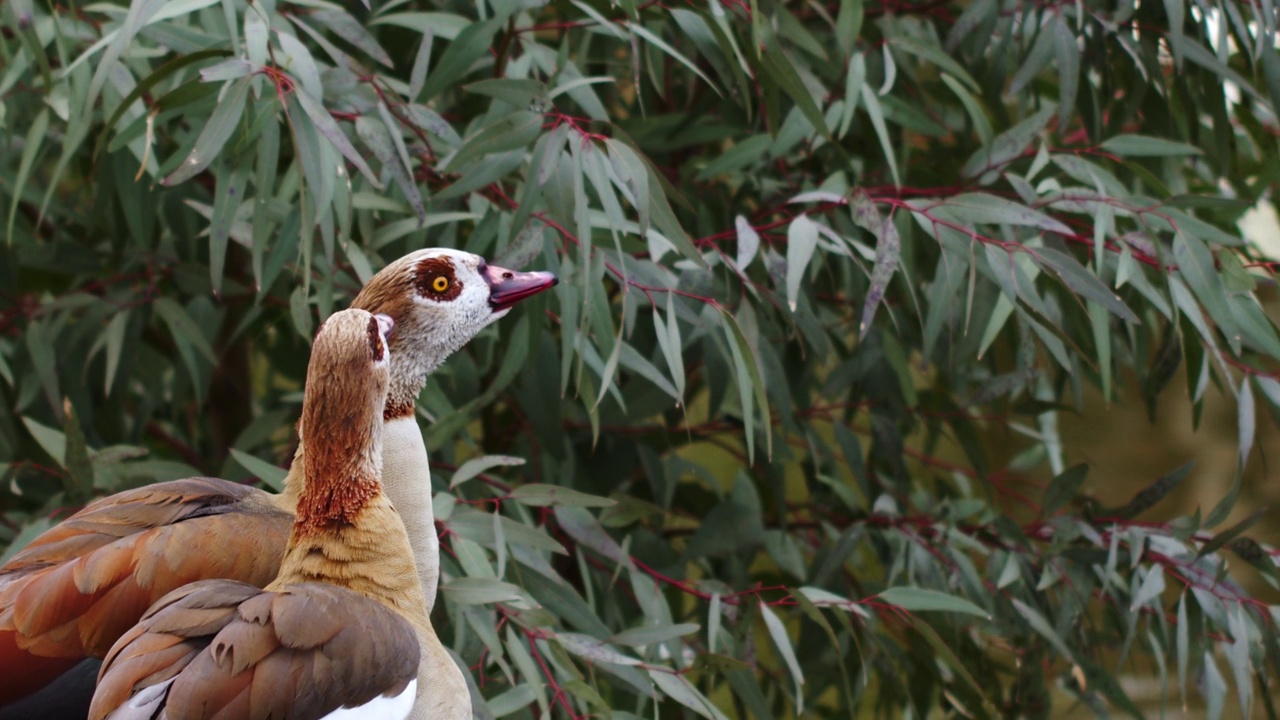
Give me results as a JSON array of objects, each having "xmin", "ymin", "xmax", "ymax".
[{"xmin": 482, "ymin": 263, "xmax": 559, "ymax": 311}]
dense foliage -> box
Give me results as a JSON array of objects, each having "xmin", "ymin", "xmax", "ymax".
[{"xmin": 4, "ymin": 0, "xmax": 1280, "ymax": 716}]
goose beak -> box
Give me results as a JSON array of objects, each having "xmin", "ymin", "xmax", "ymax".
[{"xmin": 483, "ymin": 263, "xmax": 559, "ymax": 312}]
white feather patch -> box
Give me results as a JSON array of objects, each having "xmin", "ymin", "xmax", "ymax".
[{"xmin": 319, "ymin": 680, "xmax": 417, "ymax": 720}]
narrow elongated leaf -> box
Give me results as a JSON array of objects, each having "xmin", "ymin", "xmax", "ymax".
[
  {"xmin": 229, "ymin": 448, "xmax": 287, "ymax": 491},
  {"xmin": 555, "ymin": 632, "xmax": 640, "ymax": 666},
  {"xmin": 649, "ymin": 670, "xmax": 730, "ymax": 720},
  {"xmin": 760, "ymin": 603, "xmax": 805, "ymax": 713},
  {"xmin": 613, "ymin": 623, "xmax": 699, "ymax": 647},
  {"xmin": 310, "ymin": 9, "xmax": 393, "ymax": 67},
  {"xmin": 631, "ymin": 24, "xmax": 720, "ymax": 96},
  {"xmin": 509, "ymin": 484, "xmax": 616, "ymax": 508},
  {"xmin": 443, "ymin": 577, "xmax": 524, "ymax": 605},
  {"xmin": 162, "ymin": 78, "xmax": 249, "ymax": 186},
  {"xmin": 850, "ymin": 190, "xmax": 899, "ymax": 338},
  {"xmin": 355, "ymin": 113, "xmax": 424, "ymax": 222},
  {"xmin": 294, "ymin": 89, "xmax": 382, "ymax": 189},
  {"xmin": 1101, "ymin": 134, "xmax": 1205, "ymax": 156},
  {"xmin": 22, "ymin": 417, "xmax": 66, "ymax": 469},
  {"xmin": 1034, "ymin": 247, "xmax": 1139, "ymax": 322},
  {"xmin": 1012, "ymin": 598, "xmax": 1074, "ymax": 660},
  {"xmin": 962, "ymin": 107, "xmax": 1054, "ymax": 180},
  {"xmin": 860, "ymin": 83, "xmax": 899, "ymax": 186},
  {"xmin": 879, "ymin": 587, "xmax": 990, "ymax": 618},
  {"xmin": 446, "ymin": 111, "xmax": 543, "ymax": 170},
  {"xmin": 422, "ymin": 19, "xmax": 501, "ymax": 100},
  {"xmin": 450, "ymin": 455, "xmax": 526, "ymax": 487},
  {"xmin": 735, "ymin": 215, "xmax": 760, "ymax": 271},
  {"xmin": 1043, "ymin": 463, "xmax": 1088, "ymax": 514},
  {"xmin": 716, "ymin": 307, "xmax": 772, "ymax": 461},
  {"xmin": 785, "ymin": 214, "xmax": 819, "ymax": 313}
]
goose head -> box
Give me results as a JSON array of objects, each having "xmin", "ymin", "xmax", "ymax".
[{"xmin": 351, "ymin": 248, "xmax": 558, "ymax": 417}]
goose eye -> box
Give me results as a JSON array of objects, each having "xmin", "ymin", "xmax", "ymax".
[{"xmin": 432, "ymin": 276, "xmax": 450, "ymax": 293}]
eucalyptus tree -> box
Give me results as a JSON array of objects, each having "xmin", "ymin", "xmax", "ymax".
[{"xmin": 2, "ymin": 0, "xmax": 1279, "ymax": 717}]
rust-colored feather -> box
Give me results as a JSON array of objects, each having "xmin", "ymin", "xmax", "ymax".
[{"xmin": 0, "ymin": 476, "xmax": 292, "ymax": 696}]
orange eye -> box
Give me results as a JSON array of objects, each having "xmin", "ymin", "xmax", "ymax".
[{"xmin": 432, "ymin": 276, "xmax": 450, "ymax": 293}]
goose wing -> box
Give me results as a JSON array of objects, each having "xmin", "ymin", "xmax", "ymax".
[
  {"xmin": 0, "ymin": 477, "xmax": 292, "ymax": 703},
  {"xmin": 90, "ymin": 580, "xmax": 420, "ymax": 720}
]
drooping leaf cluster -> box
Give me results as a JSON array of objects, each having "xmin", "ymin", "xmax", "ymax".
[{"xmin": 2, "ymin": 0, "xmax": 1280, "ymax": 717}]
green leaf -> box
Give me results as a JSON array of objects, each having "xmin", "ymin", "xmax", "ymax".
[
  {"xmin": 421, "ymin": 18, "xmax": 501, "ymax": 100},
  {"xmin": 1197, "ymin": 508, "xmax": 1266, "ymax": 558},
  {"xmin": 309, "ymin": 9, "xmax": 393, "ymax": 67},
  {"xmin": 1100, "ymin": 134, "xmax": 1205, "ymax": 157},
  {"xmin": 1237, "ymin": 375, "xmax": 1255, "ymax": 468},
  {"xmin": 962, "ymin": 106, "xmax": 1054, "ymax": 180},
  {"xmin": 355, "ymin": 112, "xmax": 424, "ymax": 222},
  {"xmin": 612, "ymin": 623, "xmax": 700, "ymax": 647},
  {"xmin": 760, "ymin": 603, "xmax": 805, "ymax": 713},
  {"xmin": 758, "ymin": 42, "xmax": 829, "ymax": 140},
  {"xmin": 22, "ymin": 416, "xmax": 66, "ymax": 469},
  {"xmin": 94, "ymin": 48, "xmax": 232, "ymax": 161},
  {"xmin": 100, "ymin": 311, "xmax": 129, "ymax": 395},
  {"xmin": 1129, "ymin": 564, "xmax": 1166, "ymax": 610},
  {"xmin": 25, "ymin": 319, "xmax": 61, "ymax": 413},
  {"xmin": 555, "ymin": 506, "xmax": 633, "ymax": 568},
  {"xmin": 942, "ymin": 192, "xmax": 1072, "ymax": 234},
  {"xmin": 785, "ymin": 214, "xmax": 818, "ymax": 313},
  {"xmin": 1011, "ymin": 598, "xmax": 1074, "ymax": 661},
  {"xmin": 153, "ymin": 298, "xmax": 216, "ymax": 363},
  {"xmin": 1106, "ymin": 462, "xmax": 1193, "ymax": 518},
  {"xmin": 509, "ymin": 484, "xmax": 616, "ymax": 508},
  {"xmin": 229, "ymin": 447, "xmax": 288, "ymax": 491},
  {"xmin": 879, "ymin": 587, "xmax": 990, "ymax": 618},
  {"xmin": 442, "ymin": 577, "xmax": 525, "ymax": 605},
  {"xmin": 716, "ymin": 306, "xmax": 772, "ymax": 462},
  {"xmin": 294, "ymin": 88, "xmax": 382, "ymax": 190},
  {"xmin": 446, "ymin": 111, "xmax": 544, "ymax": 170},
  {"xmin": 554, "ymin": 632, "xmax": 640, "ymax": 666},
  {"xmin": 162, "ymin": 77, "xmax": 249, "ymax": 186},
  {"xmin": 649, "ymin": 670, "xmax": 731, "ymax": 720},
  {"xmin": 61, "ymin": 399, "xmax": 93, "ymax": 504},
  {"xmin": 906, "ymin": 615, "xmax": 996, "ymax": 712},
  {"xmin": 850, "ymin": 190, "xmax": 900, "ymax": 339},
  {"xmin": 889, "ymin": 36, "xmax": 978, "ymax": 91},
  {"xmin": 209, "ymin": 163, "xmax": 246, "ymax": 295},
  {"xmin": 1052, "ymin": 15, "xmax": 1079, "ymax": 126},
  {"xmin": 450, "ymin": 455, "xmax": 526, "ymax": 488},
  {"xmin": 1034, "ymin": 246, "xmax": 1139, "ymax": 323},
  {"xmin": 631, "ymin": 24, "xmax": 720, "ymax": 97},
  {"xmin": 465, "ymin": 78, "xmax": 549, "ymax": 107},
  {"xmin": 860, "ymin": 83, "xmax": 899, "ymax": 186},
  {"xmin": 1042, "ymin": 463, "xmax": 1087, "ymax": 514}
]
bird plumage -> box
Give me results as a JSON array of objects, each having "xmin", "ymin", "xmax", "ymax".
[
  {"xmin": 90, "ymin": 309, "xmax": 434, "ymax": 720},
  {"xmin": 0, "ymin": 249, "xmax": 555, "ymax": 717}
]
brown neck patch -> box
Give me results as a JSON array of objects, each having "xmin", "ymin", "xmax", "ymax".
[
  {"xmin": 292, "ymin": 315, "xmax": 387, "ymax": 536},
  {"xmin": 294, "ymin": 469, "xmax": 380, "ymax": 535},
  {"xmin": 383, "ymin": 397, "xmax": 415, "ymax": 421}
]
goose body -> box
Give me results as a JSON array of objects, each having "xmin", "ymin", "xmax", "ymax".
[
  {"xmin": 91, "ymin": 309, "xmax": 437, "ymax": 720},
  {"xmin": 0, "ymin": 250, "xmax": 557, "ymax": 717}
]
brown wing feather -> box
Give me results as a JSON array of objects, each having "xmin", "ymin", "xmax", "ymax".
[
  {"xmin": 0, "ymin": 477, "xmax": 292, "ymax": 669},
  {"xmin": 90, "ymin": 581, "xmax": 421, "ymax": 720}
]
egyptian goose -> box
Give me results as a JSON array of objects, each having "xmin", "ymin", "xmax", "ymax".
[
  {"xmin": 0, "ymin": 249, "xmax": 557, "ymax": 715},
  {"xmin": 88, "ymin": 308, "xmax": 451, "ymax": 719}
]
